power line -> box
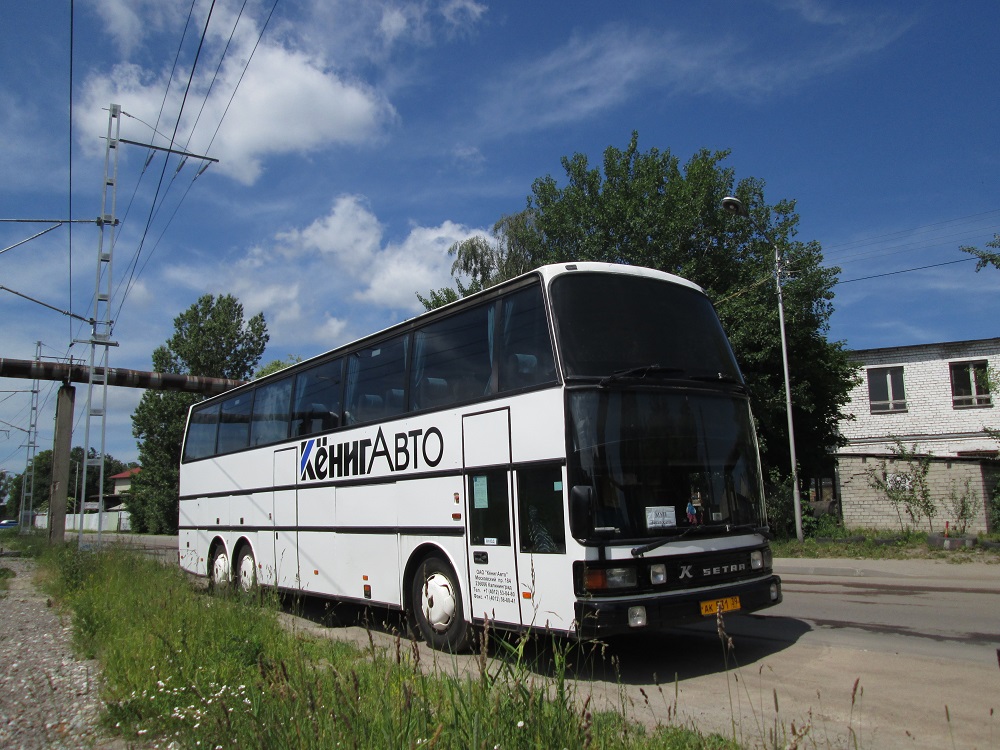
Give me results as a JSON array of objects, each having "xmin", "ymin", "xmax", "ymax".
[
  {"xmin": 836, "ymin": 257, "xmax": 977, "ymax": 285},
  {"xmin": 114, "ymin": 0, "xmax": 222, "ymax": 323},
  {"xmin": 114, "ymin": 0, "xmax": 280, "ymax": 322},
  {"xmin": 822, "ymin": 208, "xmax": 1000, "ymax": 253}
]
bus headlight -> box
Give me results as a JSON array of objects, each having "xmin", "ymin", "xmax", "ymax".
[
  {"xmin": 750, "ymin": 550, "xmax": 764, "ymax": 570},
  {"xmin": 584, "ymin": 566, "xmax": 637, "ymax": 591},
  {"xmin": 649, "ymin": 563, "xmax": 667, "ymax": 585},
  {"xmin": 628, "ymin": 606, "xmax": 647, "ymax": 628}
]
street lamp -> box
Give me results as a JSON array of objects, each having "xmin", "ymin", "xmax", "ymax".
[{"xmin": 721, "ymin": 196, "xmax": 804, "ymax": 542}]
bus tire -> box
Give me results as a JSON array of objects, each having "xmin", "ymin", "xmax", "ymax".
[
  {"xmin": 411, "ymin": 555, "xmax": 470, "ymax": 652},
  {"xmin": 236, "ymin": 546, "xmax": 257, "ymax": 593},
  {"xmin": 209, "ymin": 545, "xmax": 231, "ymax": 589}
]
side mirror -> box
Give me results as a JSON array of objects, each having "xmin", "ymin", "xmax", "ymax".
[{"xmin": 569, "ymin": 485, "xmax": 594, "ymax": 539}]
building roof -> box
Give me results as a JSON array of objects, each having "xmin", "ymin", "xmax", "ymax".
[
  {"xmin": 108, "ymin": 467, "xmax": 141, "ymax": 480},
  {"xmin": 849, "ymin": 337, "xmax": 1000, "ymax": 359}
]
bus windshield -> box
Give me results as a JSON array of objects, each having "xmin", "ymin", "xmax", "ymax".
[
  {"xmin": 567, "ymin": 390, "xmax": 766, "ymax": 538},
  {"xmin": 549, "ymin": 271, "xmax": 742, "ymax": 382}
]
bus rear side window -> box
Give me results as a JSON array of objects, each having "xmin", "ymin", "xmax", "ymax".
[
  {"xmin": 184, "ymin": 403, "xmax": 220, "ymax": 461},
  {"xmin": 251, "ymin": 376, "xmax": 293, "ymax": 446},
  {"xmin": 217, "ymin": 393, "xmax": 253, "ymax": 454}
]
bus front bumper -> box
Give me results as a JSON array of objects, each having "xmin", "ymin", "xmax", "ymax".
[{"xmin": 574, "ymin": 574, "xmax": 781, "ymax": 638}]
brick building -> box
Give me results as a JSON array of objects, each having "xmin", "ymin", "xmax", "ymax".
[{"xmin": 834, "ymin": 338, "xmax": 1000, "ymax": 533}]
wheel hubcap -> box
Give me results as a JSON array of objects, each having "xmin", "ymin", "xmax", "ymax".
[
  {"xmin": 212, "ymin": 552, "xmax": 229, "ymax": 584},
  {"xmin": 239, "ymin": 555, "xmax": 255, "ymax": 590},
  {"xmin": 421, "ymin": 572, "xmax": 456, "ymax": 633}
]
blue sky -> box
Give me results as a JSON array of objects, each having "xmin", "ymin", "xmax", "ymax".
[{"xmin": 1, "ymin": 0, "xmax": 998, "ymax": 475}]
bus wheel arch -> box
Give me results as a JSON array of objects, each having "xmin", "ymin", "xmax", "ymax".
[
  {"xmin": 409, "ymin": 550, "xmax": 470, "ymax": 653},
  {"xmin": 208, "ymin": 538, "xmax": 231, "ymax": 589}
]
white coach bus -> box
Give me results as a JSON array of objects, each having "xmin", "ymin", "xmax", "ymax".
[{"xmin": 178, "ymin": 262, "xmax": 782, "ymax": 651}]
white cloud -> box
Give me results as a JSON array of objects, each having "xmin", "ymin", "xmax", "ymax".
[
  {"xmin": 89, "ymin": 0, "xmax": 187, "ymax": 56},
  {"xmin": 477, "ymin": 14, "xmax": 913, "ymax": 137},
  {"xmin": 355, "ymin": 220, "xmax": 473, "ymax": 309},
  {"xmin": 203, "ymin": 45, "xmax": 396, "ymax": 184},
  {"xmin": 379, "ymin": 7, "xmax": 411, "ymax": 44},
  {"xmin": 165, "ymin": 196, "xmax": 482, "ymax": 351},
  {"xmin": 276, "ymin": 195, "xmax": 385, "ymax": 271},
  {"xmin": 76, "ymin": 28, "xmax": 396, "ymax": 185}
]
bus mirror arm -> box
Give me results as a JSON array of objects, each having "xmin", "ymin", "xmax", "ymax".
[{"xmin": 569, "ymin": 485, "xmax": 594, "ymax": 539}]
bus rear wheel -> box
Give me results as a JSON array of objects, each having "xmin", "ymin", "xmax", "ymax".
[
  {"xmin": 209, "ymin": 546, "xmax": 230, "ymax": 589},
  {"xmin": 237, "ymin": 546, "xmax": 257, "ymax": 593},
  {"xmin": 412, "ymin": 555, "xmax": 470, "ymax": 652}
]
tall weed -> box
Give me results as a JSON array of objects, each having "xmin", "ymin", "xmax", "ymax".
[{"xmin": 41, "ymin": 545, "xmax": 726, "ymax": 749}]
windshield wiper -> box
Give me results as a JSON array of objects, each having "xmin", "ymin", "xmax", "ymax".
[
  {"xmin": 599, "ymin": 365, "xmax": 683, "ymax": 387},
  {"xmin": 630, "ymin": 528, "xmax": 693, "ymax": 556}
]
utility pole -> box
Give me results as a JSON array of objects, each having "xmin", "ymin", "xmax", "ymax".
[
  {"xmin": 17, "ymin": 342, "xmax": 41, "ymax": 532},
  {"xmin": 47, "ymin": 383, "xmax": 75, "ymax": 543},
  {"xmin": 76, "ymin": 104, "xmax": 121, "ymax": 548}
]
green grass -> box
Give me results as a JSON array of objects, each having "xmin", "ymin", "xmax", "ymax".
[
  {"xmin": 772, "ymin": 525, "xmax": 1000, "ymax": 562},
  {"xmin": 40, "ymin": 544, "xmax": 737, "ymax": 749}
]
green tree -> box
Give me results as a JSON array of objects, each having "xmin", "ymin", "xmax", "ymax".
[
  {"xmin": 961, "ymin": 233, "xmax": 1000, "ymax": 271},
  {"xmin": 1, "ymin": 447, "xmax": 129, "ymax": 514},
  {"xmin": 254, "ymin": 355, "xmax": 302, "ymax": 380},
  {"xmin": 418, "ymin": 211, "xmax": 545, "ymax": 310},
  {"xmin": 425, "ymin": 133, "xmax": 857, "ymax": 489},
  {"xmin": 129, "ymin": 294, "xmax": 268, "ymax": 533},
  {"xmin": 527, "ymin": 134, "xmax": 858, "ymax": 488}
]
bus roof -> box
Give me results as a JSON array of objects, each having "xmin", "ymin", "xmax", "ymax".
[{"xmin": 240, "ymin": 262, "xmax": 707, "ymax": 391}]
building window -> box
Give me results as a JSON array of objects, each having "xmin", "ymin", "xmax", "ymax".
[
  {"xmin": 950, "ymin": 360, "xmax": 992, "ymax": 408},
  {"xmin": 867, "ymin": 366, "xmax": 906, "ymax": 413}
]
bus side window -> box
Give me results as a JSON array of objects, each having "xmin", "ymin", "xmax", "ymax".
[
  {"xmin": 517, "ymin": 463, "xmax": 566, "ymax": 554},
  {"xmin": 217, "ymin": 393, "xmax": 253, "ymax": 454},
  {"xmin": 345, "ymin": 336, "xmax": 408, "ymax": 424},
  {"xmin": 183, "ymin": 403, "xmax": 220, "ymax": 461},
  {"xmin": 250, "ymin": 376, "xmax": 293, "ymax": 446},
  {"xmin": 468, "ymin": 470, "xmax": 512, "ymax": 547},
  {"xmin": 411, "ymin": 303, "xmax": 493, "ymax": 411},
  {"xmin": 498, "ymin": 285, "xmax": 556, "ymax": 392},
  {"xmin": 292, "ymin": 358, "xmax": 343, "ymax": 436}
]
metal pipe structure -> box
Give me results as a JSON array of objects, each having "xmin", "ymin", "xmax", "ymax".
[{"xmin": 0, "ymin": 358, "xmax": 245, "ymax": 395}]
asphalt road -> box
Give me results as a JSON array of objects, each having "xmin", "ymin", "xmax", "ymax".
[
  {"xmin": 600, "ymin": 558, "xmax": 1000, "ymax": 749},
  {"xmin": 97, "ymin": 535, "xmax": 1000, "ymax": 749}
]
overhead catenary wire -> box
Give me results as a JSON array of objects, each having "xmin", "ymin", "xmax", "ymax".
[
  {"xmin": 2, "ymin": 2, "xmax": 281, "ymax": 460},
  {"xmin": 112, "ymin": 0, "xmax": 280, "ymax": 324},
  {"xmin": 112, "ymin": 0, "xmax": 219, "ymax": 332}
]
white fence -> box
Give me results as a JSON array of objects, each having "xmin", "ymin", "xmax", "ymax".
[{"xmin": 33, "ymin": 511, "xmax": 132, "ymax": 533}]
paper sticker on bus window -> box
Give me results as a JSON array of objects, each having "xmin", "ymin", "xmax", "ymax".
[
  {"xmin": 473, "ymin": 475, "xmax": 489, "ymax": 508},
  {"xmin": 485, "ymin": 537, "xmax": 497, "ymax": 546},
  {"xmin": 646, "ymin": 506, "xmax": 676, "ymax": 529},
  {"xmin": 553, "ymin": 481, "xmax": 563, "ymax": 491}
]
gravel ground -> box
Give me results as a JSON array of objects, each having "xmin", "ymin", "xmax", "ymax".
[{"xmin": 0, "ymin": 553, "xmax": 120, "ymax": 750}]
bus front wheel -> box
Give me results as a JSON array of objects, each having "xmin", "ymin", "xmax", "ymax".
[{"xmin": 412, "ymin": 555, "xmax": 470, "ymax": 652}]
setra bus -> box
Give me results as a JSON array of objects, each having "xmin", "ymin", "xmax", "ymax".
[{"xmin": 178, "ymin": 262, "xmax": 781, "ymax": 651}]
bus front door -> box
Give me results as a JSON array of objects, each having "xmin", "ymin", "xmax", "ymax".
[{"xmin": 462, "ymin": 409, "xmax": 522, "ymax": 629}]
